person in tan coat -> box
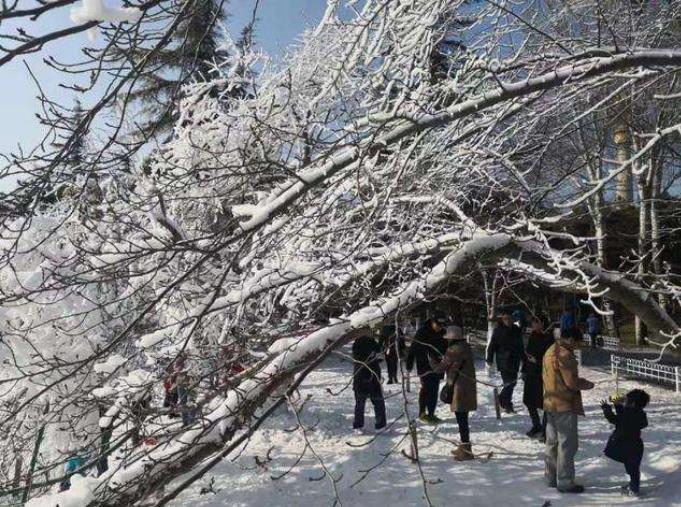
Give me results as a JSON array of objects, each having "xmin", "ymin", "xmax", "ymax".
[
  {"xmin": 430, "ymin": 325, "xmax": 477, "ymax": 461},
  {"xmin": 542, "ymin": 328, "xmax": 594, "ymax": 493}
]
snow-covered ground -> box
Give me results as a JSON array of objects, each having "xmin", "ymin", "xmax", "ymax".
[{"xmin": 170, "ymin": 351, "xmax": 681, "ymax": 507}]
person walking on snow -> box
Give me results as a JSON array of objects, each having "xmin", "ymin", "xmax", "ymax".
[
  {"xmin": 601, "ymin": 389, "xmax": 650, "ymax": 497},
  {"xmin": 352, "ymin": 335, "xmax": 387, "ymax": 431},
  {"xmin": 586, "ymin": 312, "xmax": 602, "ymax": 348},
  {"xmin": 429, "ymin": 325, "xmax": 477, "ymax": 461},
  {"xmin": 406, "ymin": 315, "xmax": 448, "ymax": 424},
  {"xmin": 486, "ymin": 311, "xmax": 525, "ymax": 413},
  {"xmin": 542, "ymin": 328, "xmax": 594, "ymax": 493},
  {"xmin": 560, "ymin": 308, "xmax": 577, "ymax": 335},
  {"xmin": 163, "ymin": 354, "xmax": 193, "ymax": 426},
  {"xmin": 522, "ymin": 316, "xmax": 553, "ymax": 440},
  {"xmin": 382, "ymin": 324, "xmax": 405, "ymax": 384}
]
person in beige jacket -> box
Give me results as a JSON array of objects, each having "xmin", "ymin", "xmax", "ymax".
[
  {"xmin": 430, "ymin": 325, "xmax": 477, "ymax": 461},
  {"xmin": 542, "ymin": 328, "xmax": 594, "ymax": 493}
]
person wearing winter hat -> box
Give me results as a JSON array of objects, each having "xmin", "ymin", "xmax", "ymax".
[
  {"xmin": 430, "ymin": 325, "xmax": 478, "ymax": 460},
  {"xmin": 543, "ymin": 328, "xmax": 595, "ymax": 493}
]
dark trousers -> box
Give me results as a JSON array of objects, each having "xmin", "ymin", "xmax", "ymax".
[
  {"xmin": 528, "ymin": 407, "xmax": 547, "ymax": 433},
  {"xmin": 625, "ymin": 459, "xmax": 641, "ymax": 493},
  {"xmin": 419, "ymin": 375, "xmax": 440, "ymax": 416},
  {"xmin": 455, "ymin": 411, "xmax": 470, "ymax": 443},
  {"xmin": 178, "ymin": 386, "xmax": 194, "ymax": 426},
  {"xmin": 590, "ymin": 333, "xmax": 601, "ymax": 348},
  {"xmin": 386, "ymin": 353, "xmax": 398, "ymax": 383},
  {"xmin": 353, "ymin": 388, "xmax": 386, "ymax": 429},
  {"xmin": 499, "ymin": 370, "xmax": 518, "ymax": 409},
  {"xmin": 97, "ymin": 427, "xmax": 113, "ymax": 476}
]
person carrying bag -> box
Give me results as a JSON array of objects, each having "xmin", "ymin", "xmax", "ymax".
[{"xmin": 430, "ymin": 325, "xmax": 477, "ymax": 461}]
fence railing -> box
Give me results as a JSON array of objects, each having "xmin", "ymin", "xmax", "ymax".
[
  {"xmin": 466, "ymin": 330, "xmax": 487, "ymax": 345},
  {"xmin": 583, "ymin": 333, "xmax": 620, "ymax": 349},
  {"xmin": 611, "ymin": 354, "xmax": 681, "ymax": 393}
]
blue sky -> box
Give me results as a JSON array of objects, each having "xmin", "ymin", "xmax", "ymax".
[{"xmin": 0, "ymin": 0, "xmax": 327, "ymax": 159}]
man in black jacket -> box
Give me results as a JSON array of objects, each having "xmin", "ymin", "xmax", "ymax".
[
  {"xmin": 486, "ymin": 311, "xmax": 525, "ymax": 413},
  {"xmin": 352, "ymin": 335, "xmax": 386, "ymax": 431},
  {"xmin": 406, "ymin": 317, "xmax": 448, "ymax": 424}
]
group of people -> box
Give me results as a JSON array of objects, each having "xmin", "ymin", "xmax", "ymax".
[{"xmin": 351, "ymin": 310, "xmax": 651, "ymax": 496}]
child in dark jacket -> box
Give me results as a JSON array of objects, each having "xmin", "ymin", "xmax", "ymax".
[{"xmin": 600, "ymin": 389, "xmax": 650, "ymax": 496}]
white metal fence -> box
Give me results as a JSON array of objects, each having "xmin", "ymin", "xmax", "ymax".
[
  {"xmin": 583, "ymin": 334, "xmax": 620, "ymax": 349},
  {"xmin": 611, "ymin": 354, "xmax": 681, "ymax": 393}
]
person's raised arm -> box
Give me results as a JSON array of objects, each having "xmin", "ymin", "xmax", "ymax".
[{"xmin": 600, "ymin": 400, "xmax": 618, "ymax": 424}]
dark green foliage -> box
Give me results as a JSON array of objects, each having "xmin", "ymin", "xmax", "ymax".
[{"xmin": 128, "ymin": 0, "xmax": 229, "ymax": 139}]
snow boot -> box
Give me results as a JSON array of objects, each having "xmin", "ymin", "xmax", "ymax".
[
  {"xmin": 451, "ymin": 443, "xmax": 474, "ymax": 461},
  {"xmin": 621, "ymin": 485, "xmax": 639, "ymax": 497},
  {"xmin": 526, "ymin": 427, "xmax": 542, "ymax": 438},
  {"xmin": 419, "ymin": 414, "xmax": 441, "ymax": 425},
  {"xmin": 557, "ymin": 484, "xmax": 585, "ymax": 494}
]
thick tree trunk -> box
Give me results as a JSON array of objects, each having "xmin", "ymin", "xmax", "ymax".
[
  {"xmin": 649, "ymin": 167, "xmax": 666, "ymax": 309},
  {"xmin": 635, "ymin": 174, "xmax": 649, "ymax": 347}
]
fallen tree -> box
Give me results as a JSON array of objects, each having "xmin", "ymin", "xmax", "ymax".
[{"xmin": 3, "ymin": 1, "xmax": 681, "ymax": 505}]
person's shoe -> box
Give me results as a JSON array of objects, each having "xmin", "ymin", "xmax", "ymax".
[
  {"xmin": 451, "ymin": 443, "xmax": 474, "ymax": 461},
  {"xmin": 503, "ymin": 406, "xmax": 515, "ymax": 414},
  {"xmin": 419, "ymin": 413, "xmax": 431, "ymax": 423},
  {"xmin": 537, "ymin": 433, "xmax": 546, "ymax": 443},
  {"xmin": 375, "ymin": 422, "xmax": 387, "ymax": 432},
  {"xmin": 546, "ymin": 479, "xmax": 557, "ymax": 488},
  {"xmin": 558, "ymin": 484, "xmax": 585, "ymax": 494},
  {"xmin": 353, "ymin": 427, "xmax": 364, "ymax": 435},
  {"xmin": 429, "ymin": 414, "xmax": 443, "ymax": 424},
  {"xmin": 621, "ymin": 485, "xmax": 639, "ymax": 497},
  {"xmin": 525, "ymin": 427, "xmax": 542, "ymax": 438}
]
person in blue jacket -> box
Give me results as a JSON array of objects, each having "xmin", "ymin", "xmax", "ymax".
[
  {"xmin": 586, "ymin": 312, "xmax": 602, "ymax": 348},
  {"xmin": 59, "ymin": 454, "xmax": 85, "ymax": 491},
  {"xmin": 560, "ymin": 309, "xmax": 577, "ymax": 334}
]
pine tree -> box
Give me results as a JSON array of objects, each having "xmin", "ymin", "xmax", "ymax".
[
  {"xmin": 127, "ymin": 0, "xmax": 229, "ymax": 140},
  {"xmin": 12, "ymin": 100, "xmax": 90, "ymax": 213}
]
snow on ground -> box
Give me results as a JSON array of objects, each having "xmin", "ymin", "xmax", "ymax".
[{"xmin": 170, "ymin": 350, "xmax": 681, "ymax": 507}]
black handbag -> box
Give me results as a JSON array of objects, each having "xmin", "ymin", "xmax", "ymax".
[
  {"xmin": 439, "ymin": 353, "xmax": 464, "ymax": 405},
  {"xmin": 440, "ymin": 382, "xmax": 454, "ymax": 404}
]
